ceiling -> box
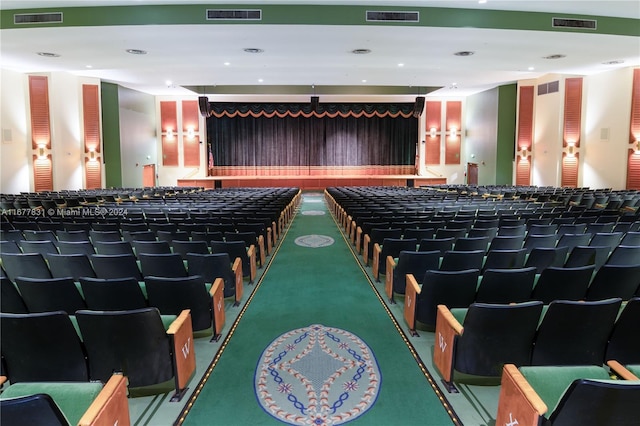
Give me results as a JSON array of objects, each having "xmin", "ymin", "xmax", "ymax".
[{"xmin": 1, "ymin": 1, "xmax": 639, "ymax": 99}]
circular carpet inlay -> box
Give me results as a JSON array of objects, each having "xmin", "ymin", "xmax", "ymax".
[
  {"xmin": 255, "ymin": 324, "xmax": 381, "ymax": 425},
  {"xmin": 294, "ymin": 234, "xmax": 334, "ymax": 248},
  {"xmin": 301, "ymin": 210, "xmax": 326, "ymax": 216}
]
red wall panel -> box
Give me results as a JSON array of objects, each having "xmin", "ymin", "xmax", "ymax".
[
  {"xmin": 162, "ymin": 135, "xmax": 179, "ymax": 166},
  {"xmin": 29, "ymin": 76, "xmax": 51, "ymax": 150},
  {"xmin": 627, "ymin": 150, "xmax": 640, "ymax": 190},
  {"xmin": 424, "ymin": 101, "xmax": 441, "ymax": 165},
  {"xmin": 515, "ymin": 155, "xmax": 530, "ymax": 186},
  {"xmin": 85, "ymin": 157, "xmax": 102, "ymax": 190},
  {"xmin": 563, "ymin": 78, "xmax": 583, "ymax": 148},
  {"xmin": 445, "ymin": 101, "xmax": 461, "ymax": 164},
  {"xmin": 82, "ymin": 84, "xmax": 102, "ymax": 189},
  {"xmin": 182, "ymin": 100, "xmax": 200, "ymax": 167},
  {"xmin": 33, "ymin": 155, "xmax": 53, "ymax": 192},
  {"xmin": 561, "ymin": 152, "xmax": 579, "ymax": 188},
  {"xmin": 628, "ymin": 69, "xmax": 640, "ymax": 190}
]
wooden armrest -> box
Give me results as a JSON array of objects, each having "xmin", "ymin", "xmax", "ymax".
[
  {"xmin": 166, "ymin": 310, "xmax": 196, "ymax": 392},
  {"xmin": 231, "ymin": 258, "xmax": 243, "ymax": 303},
  {"xmin": 607, "ymin": 360, "xmax": 639, "ymax": 380},
  {"xmin": 495, "ymin": 364, "xmax": 548, "ymax": 426},
  {"xmin": 0, "ymin": 376, "xmax": 7, "ymax": 386},
  {"xmin": 433, "ymin": 305, "xmax": 463, "ymax": 383},
  {"xmin": 372, "ymin": 243, "xmax": 382, "ymax": 280},
  {"xmin": 403, "ymin": 274, "xmax": 421, "ymax": 330},
  {"xmin": 267, "ymin": 227, "xmax": 273, "ymax": 253},
  {"xmin": 247, "ymin": 244, "xmax": 257, "ymax": 282},
  {"xmin": 384, "ymin": 256, "xmax": 397, "ymax": 300},
  {"xmin": 363, "ymin": 234, "xmax": 371, "ymax": 264},
  {"xmin": 78, "ymin": 374, "xmax": 130, "ymax": 426},
  {"xmin": 209, "ymin": 278, "xmax": 226, "ymax": 338},
  {"xmin": 257, "ymin": 235, "xmax": 266, "ymax": 266},
  {"xmin": 350, "ymin": 220, "xmax": 356, "ymax": 243}
]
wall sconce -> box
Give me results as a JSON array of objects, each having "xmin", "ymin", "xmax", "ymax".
[
  {"xmin": 38, "ymin": 144, "xmax": 46, "ymax": 159},
  {"xmin": 429, "ymin": 127, "xmax": 437, "ymax": 138},
  {"xmin": 166, "ymin": 129, "xmax": 174, "ymax": 139},
  {"xmin": 89, "ymin": 148, "xmax": 96, "ymax": 161},
  {"xmin": 449, "ymin": 126, "xmax": 458, "ymax": 139},
  {"xmin": 187, "ymin": 127, "xmax": 195, "ymax": 140},
  {"xmin": 520, "ymin": 146, "xmax": 528, "ymax": 159},
  {"xmin": 567, "ymin": 141, "xmax": 575, "ymax": 156},
  {"xmin": 634, "ymin": 140, "xmax": 640, "ymax": 154}
]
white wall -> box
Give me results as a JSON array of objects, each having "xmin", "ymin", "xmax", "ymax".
[
  {"xmin": 465, "ymin": 88, "xmax": 499, "ymax": 185},
  {"xmin": 0, "ymin": 69, "xmax": 30, "ymax": 194},
  {"xmin": 582, "ymin": 67, "xmax": 634, "ymax": 190},
  {"xmin": 531, "ymin": 74, "xmax": 564, "ymax": 187}
]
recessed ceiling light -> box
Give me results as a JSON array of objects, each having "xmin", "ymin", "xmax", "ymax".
[
  {"xmin": 244, "ymin": 48, "xmax": 263, "ymax": 54},
  {"xmin": 224, "ymin": 62, "xmax": 230, "ymax": 66},
  {"xmin": 454, "ymin": 51, "xmax": 474, "ymax": 57},
  {"xmin": 352, "ymin": 49, "xmax": 371, "ymax": 55},
  {"xmin": 361, "ymin": 79, "xmax": 367, "ymax": 83},
  {"xmin": 602, "ymin": 60, "xmax": 624, "ymax": 65},
  {"xmin": 398, "ymin": 63, "xmax": 405, "ymax": 67},
  {"xmin": 543, "ymin": 54, "xmax": 566, "ymax": 60},
  {"xmin": 36, "ymin": 52, "xmax": 60, "ymax": 57},
  {"xmin": 478, "ymin": 0, "xmax": 487, "ymax": 4},
  {"xmin": 85, "ymin": 65, "xmax": 93, "ymax": 68},
  {"xmin": 258, "ymin": 78, "xmax": 264, "ymax": 83},
  {"xmin": 528, "ymin": 66, "xmax": 535, "ymax": 71},
  {"xmin": 165, "ymin": 80, "xmax": 173, "ymax": 86},
  {"xmin": 126, "ymin": 49, "xmax": 147, "ymax": 55}
]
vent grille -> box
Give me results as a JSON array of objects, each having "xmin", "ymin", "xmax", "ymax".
[
  {"xmin": 537, "ymin": 81, "xmax": 559, "ymax": 96},
  {"xmin": 366, "ymin": 11, "xmax": 419, "ymax": 22},
  {"xmin": 206, "ymin": 9, "xmax": 261, "ymax": 20},
  {"xmin": 14, "ymin": 12, "xmax": 63, "ymax": 24},
  {"xmin": 552, "ymin": 17, "xmax": 596, "ymax": 30}
]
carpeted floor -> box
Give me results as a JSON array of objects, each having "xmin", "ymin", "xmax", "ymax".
[{"xmin": 178, "ymin": 192, "xmax": 456, "ymax": 425}]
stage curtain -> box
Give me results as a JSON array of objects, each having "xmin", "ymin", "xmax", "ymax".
[{"xmin": 207, "ymin": 103, "xmax": 418, "ymax": 167}]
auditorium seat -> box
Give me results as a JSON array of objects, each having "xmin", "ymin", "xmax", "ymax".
[
  {"xmin": 0, "ymin": 374, "xmax": 130, "ymax": 426},
  {"xmin": 487, "ymin": 235, "xmax": 524, "ymax": 251},
  {"xmin": 172, "ymin": 240, "xmax": 210, "ymax": 260},
  {"xmin": 47, "ymin": 253, "xmax": 97, "ymax": 280},
  {"xmin": 75, "ymin": 307, "xmax": 195, "ymax": 399},
  {"xmin": 555, "ymin": 232, "xmax": 592, "ymax": 255},
  {"xmin": 0, "ymin": 277, "xmax": 28, "ymax": 314},
  {"xmin": 90, "ymin": 254, "xmax": 143, "ymax": 281},
  {"xmin": 0, "ymin": 240, "xmax": 21, "ymax": 254},
  {"xmin": 563, "ymin": 245, "xmax": 610, "ymax": 271},
  {"xmin": 0, "ymin": 253, "xmax": 52, "ymax": 281},
  {"xmin": 17, "ymin": 240, "xmax": 58, "ymax": 257},
  {"xmin": 531, "ymin": 298, "xmax": 622, "ymax": 366},
  {"xmin": 453, "ymin": 236, "xmax": 491, "ymax": 253},
  {"xmin": 496, "ymin": 364, "xmax": 640, "ymax": 426},
  {"xmin": 224, "ymin": 231, "xmax": 266, "ymax": 267},
  {"xmin": 363, "ymin": 227, "xmax": 402, "ymax": 266},
  {"xmin": 523, "ymin": 234, "xmax": 558, "ymax": 254},
  {"xmin": 530, "ymin": 265, "xmax": 595, "ymax": 304},
  {"xmin": 187, "ymin": 252, "xmax": 239, "ymax": 300},
  {"xmin": 0, "ymin": 311, "xmax": 89, "ymax": 382},
  {"xmin": 524, "ymin": 246, "xmax": 568, "ymax": 274},
  {"xmin": 14, "ymin": 277, "xmax": 86, "ymax": 313},
  {"xmin": 56, "ymin": 230, "xmax": 90, "ymax": 242},
  {"xmin": 79, "ymin": 277, "xmax": 148, "ymax": 311},
  {"xmin": 211, "ymin": 240, "xmax": 256, "ymax": 284},
  {"xmin": 605, "ymin": 297, "xmax": 640, "ymax": 365},
  {"xmin": 482, "ymin": 248, "xmax": 527, "ymax": 272},
  {"xmin": 475, "ymin": 267, "xmax": 536, "ymax": 304},
  {"xmin": 372, "ymin": 237, "xmax": 417, "ymax": 280},
  {"xmin": 433, "ymin": 301, "xmax": 543, "ymax": 388},
  {"xmin": 417, "ymin": 237, "xmax": 455, "ymax": 256},
  {"xmin": 88, "ymin": 230, "xmax": 122, "ymax": 243},
  {"xmin": 386, "ymin": 250, "xmax": 440, "ymax": 299},
  {"xmin": 586, "ymin": 264, "xmax": 640, "ymax": 300},
  {"xmin": 132, "ymin": 240, "xmax": 172, "ymax": 255},
  {"xmin": 439, "ymin": 249, "xmax": 485, "ymax": 271},
  {"xmin": 56, "ymin": 241, "xmax": 95, "ymax": 256},
  {"xmin": 138, "ymin": 253, "xmax": 188, "ymax": 278},
  {"xmin": 606, "ymin": 245, "xmax": 640, "ymax": 266},
  {"xmin": 620, "ymin": 231, "xmax": 640, "ymax": 246},
  {"xmin": 93, "ymin": 240, "xmax": 135, "ymax": 256},
  {"xmin": 407, "ymin": 268, "xmax": 480, "ymax": 332}
]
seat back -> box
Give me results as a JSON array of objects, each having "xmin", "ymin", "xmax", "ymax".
[
  {"xmin": 586, "ymin": 264, "xmax": 640, "ymax": 300},
  {"xmin": 482, "ymin": 248, "xmax": 527, "ymax": 271},
  {"xmin": 211, "ymin": 241, "xmax": 250, "ymax": 278},
  {"xmin": 605, "ymin": 297, "xmax": 640, "ymax": 364},
  {"xmin": 0, "ymin": 311, "xmax": 89, "ymax": 382},
  {"xmin": 549, "ymin": 379, "xmax": 640, "ymax": 426},
  {"xmin": 439, "ymin": 249, "xmax": 484, "ymax": 271},
  {"xmin": 47, "ymin": 253, "xmax": 97, "ymax": 280},
  {"xmin": 564, "ymin": 245, "xmax": 610, "ymax": 271},
  {"xmin": 378, "ymin": 238, "xmax": 417, "ymax": 274},
  {"xmin": 606, "ymin": 245, "xmax": 640, "ymax": 266},
  {"xmin": 75, "ymin": 307, "xmax": 173, "ymax": 387},
  {"xmin": 531, "ymin": 298, "xmax": 622, "ymax": 366},
  {"xmin": 524, "ymin": 246, "xmax": 569, "ymax": 274},
  {"xmin": 132, "ymin": 240, "xmax": 172, "ymax": 255},
  {"xmin": 454, "ymin": 301, "xmax": 543, "ymax": 377},
  {"xmin": 79, "ymin": 277, "xmax": 148, "ymax": 311},
  {"xmin": 530, "ymin": 265, "xmax": 595, "ymax": 304},
  {"xmin": 145, "ymin": 275, "xmax": 212, "ymax": 331},
  {"xmin": 138, "ymin": 253, "xmax": 188, "ymax": 278},
  {"xmin": 89, "ymin": 230, "xmax": 122, "ymax": 243},
  {"xmin": 476, "ymin": 267, "xmax": 537, "ymax": 304},
  {"xmin": 418, "ymin": 237, "xmax": 455, "ymax": 256},
  {"xmin": 453, "ymin": 236, "xmax": 490, "ymax": 253},
  {"xmin": 90, "ymin": 254, "xmax": 143, "ymax": 281},
  {"xmin": 187, "ymin": 252, "xmax": 235, "ymax": 298},
  {"xmin": 172, "ymin": 240, "xmax": 210, "ymax": 260},
  {"xmin": 56, "ymin": 230, "xmax": 90, "ymax": 242},
  {"xmin": 0, "ymin": 393, "xmax": 69, "ymax": 426},
  {"xmin": 56, "ymin": 241, "xmax": 95, "ymax": 256},
  {"xmin": 523, "ymin": 234, "xmax": 558, "ymax": 254},
  {"xmin": 555, "ymin": 233, "xmax": 592, "ymax": 255},
  {"xmin": 488, "ymin": 235, "xmax": 525, "ymax": 251},
  {"xmin": 0, "ymin": 277, "xmax": 28, "ymax": 314},
  {"xmin": 17, "ymin": 240, "xmax": 58, "ymax": 256},
  {"xmin": 15, "ymin": 277, "xmax": 86, "ymax": 313},
  {"xmin": 0, "ymin": 240, "xmax": 22, "ymax": 254},
  {"xmin": 416, "ymin": 268, "xmax": 480, "ymax": 330},
  {"xmin": 93, "ymin": 241, "xmax": 135, "ymax": 256},
  {"xmin": 392, "ymin": 250, "xmax": 440, "ymax": 294},
  {"xmin": 0, "ymin": 253, "xmax": 52, "ymax": 281}
]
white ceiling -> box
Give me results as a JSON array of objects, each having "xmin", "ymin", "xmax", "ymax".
[{"xmin": 1, "ymin": 1, "xmax": 639, "ymax": 98}]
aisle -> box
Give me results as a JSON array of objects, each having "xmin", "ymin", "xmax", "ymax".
[{"xmin": 180, "ymin": 192, "xmax": 455, "ymax": 425}]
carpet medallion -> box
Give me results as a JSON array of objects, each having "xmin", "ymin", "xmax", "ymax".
[
  {"xmin": 255, "ymin": 324, "xmax": 381, "ymax": 425},
  {"xmin": 294, "ymin": 234, "xmax": 335, "ymax": 248},
  {"xmin": 301, "ymin": 210, "xmax": 326, "ymax": 216}
]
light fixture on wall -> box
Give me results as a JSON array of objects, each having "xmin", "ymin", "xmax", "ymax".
[
  {"xmin": 567, "ymin": 140, "xmax": 576, "ymax": 156},
  {"xmin": 634, "ymin": 140, "xmax": 640, "ymax": 154},
  {"xmin": 449, "ymin": 126, "xmax": 458, "ymax": 139},
  {"xmin": 38, "ymin": 143, "xmax": 46, "ymax": 159},
  {"xmin": 429, "ymin": 127, "xmax": 437, "ymax": 138},
  {"xmin": 166, "ymin": 129, "xmax": 174, "ymax": 139},
  {"xmin": 187, "ymin": 127, "xmax": 195, "ymax": 140},
  {"xmin": 520, "ymin": 146, "xmax": 528, "ymax": 159},
  {"xmin": 89, "ymin": 147, "xmax": 96, "ymax": 161}
]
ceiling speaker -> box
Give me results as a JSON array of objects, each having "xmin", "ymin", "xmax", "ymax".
[
  {"xmin": 198, "ymin": 96, "xmax": 211, "ymax": 117},
  {"xmin": 413, "ymin": 96, "xmax": 425, "ymax": 118}
]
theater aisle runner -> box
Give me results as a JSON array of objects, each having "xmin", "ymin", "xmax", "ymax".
[{"xmin": 179, "ymin": 192, "xmax": 454, "ymax": 425}]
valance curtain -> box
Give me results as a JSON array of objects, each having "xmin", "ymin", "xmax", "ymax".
[{"xmin": 206, "ymin": 103, "xmax": 418, "ymax": 167}]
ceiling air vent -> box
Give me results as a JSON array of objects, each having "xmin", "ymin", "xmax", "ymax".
[
  {"xmin": 206, "ymin": 9, "xmax": 261, "ymax": 20},
  {"xmin": 14, "ymin": 12, "xmax": 63, "ymax": 24},
  {"xmin": 366, "ymin": 11, "xmax": 419, "ymax": 22},
  {"xmin": 552, "ymin": 17, "xmax": 596, "ymax": 30}
]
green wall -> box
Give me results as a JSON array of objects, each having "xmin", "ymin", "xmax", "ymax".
[
  {"xmin": 101, "ymin": 82, "xmax": 122, "ymax": 188},
  {"xmin": 496, "ymin": 84, "xmax": 517, "ymax": 185}
]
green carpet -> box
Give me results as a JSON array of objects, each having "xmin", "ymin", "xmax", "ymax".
[{"xmin": 180, "ymin": 192, "xmax": 455, "ymax": 425}]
